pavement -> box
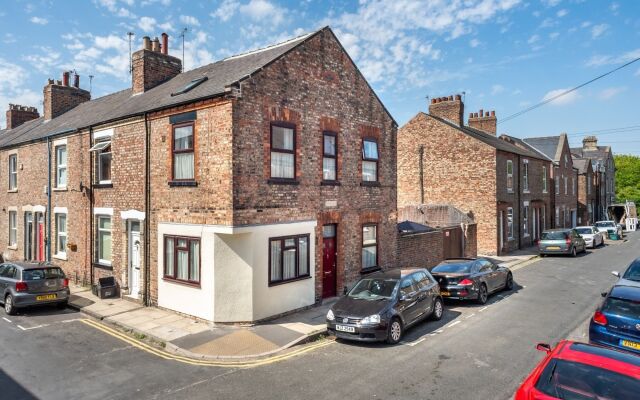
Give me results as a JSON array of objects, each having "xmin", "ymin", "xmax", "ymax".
[
  {"xmin": 2, "ymin": 231, "xmax": 637, "ymax": 400},
  {"xmin": 68, "ymin": 287, "xmax": 332, "ymax": 360}
]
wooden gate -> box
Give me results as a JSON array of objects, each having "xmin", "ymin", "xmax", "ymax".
[{"xmin": 442, "ymin": 227, "xmax": 463, "ymax": 259}]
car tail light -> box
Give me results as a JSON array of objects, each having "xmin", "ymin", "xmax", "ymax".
[
  {"xmin": 593, "ymin": 311, "xmax": 608, "ymax": 326},
  {"xmin": 62, "ymin": 278, "xmax": 69, "ymax": 288},
  {"xmin": 565, "ymin": 238, "xmax": 572, "ymax": 245},
  {"xmin": 459, "ymin": 279, "xmax": 474, "ymax": 286},
  {"xmin": 15, "ymin": 281, "xmax": 28, "ymax": 292}
]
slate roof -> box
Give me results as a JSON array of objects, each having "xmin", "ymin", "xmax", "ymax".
[
  {"xmin": 424, "ymin": 113, "xmax": 547, "ymax": 160},
  {"xmin": 500, "ymin": 134, "xmax": 554, "ymax": 161},
  {"xmin": 522, "ymin": 136, "xmax": 562, "ymax": 162},
  {"xmin": 571, "ymin": 146, "xmax": 612, "ymax": 163},
  {"xmin": 398, "ymin": 220, "xmax": 436, "ymax": 235},
  {"xmin": 0, "ymin": 28, "xmax": 327, "ymax": 149},
  {"xmin": 572, "ymin": 158, "xmax": 590, "ymax": 174}
]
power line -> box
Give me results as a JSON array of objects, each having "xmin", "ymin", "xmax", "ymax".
[
  {"xmin": 499, "ymin": 56, "xmax": 640, "ymax": 125},
  {"xmin": 566, "ymin": 124, "xmax": 640, "ymax": 136}
]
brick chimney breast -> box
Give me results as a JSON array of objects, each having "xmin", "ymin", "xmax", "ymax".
[
  {"xmin": 428, "ymin": 94, "xmax": 464, "ymax": 126},
  {"xmin": 582, "ymin": 135, "xmax": 598, "ymax": 151},
  {"xmin": 43, "ymin": 72, "xmax": 91, "ymax": 121},
  {"xmin": 6, "ymin": 104, "xmax": 40, "ymax": 129},
  {"xmin": 132, "ymin": 33, "xmax": 182, "ymax": 95},
  {"xmin": 468, "ymin": 109, "xmax": 497, "ymax": 135}
]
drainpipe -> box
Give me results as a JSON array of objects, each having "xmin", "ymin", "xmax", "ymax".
[
  {"xmin": 517, "ymin": 154, "xmax": 522, "ymax": 251},
  {"xmin": 89, "ymin": 127, "xmax": 94, "ymax": 290},
  {"xmin": 419, "ymin": 146, "xmax": 424, "ymax": 204},
  {"xmin": 144, "ymin": 112, "xmax": 151, "ymax": 306},
  {"xmin": 46, "ymin": 137, "xmax": 52, "ymax": 262}
]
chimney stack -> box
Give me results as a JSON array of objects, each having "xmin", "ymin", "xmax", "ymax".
[
  {"xmin": 582, "ymin": 136, "xmax": 598, "ymax": 151},
  {"xmin": 5, "ymin": 104, "xmax": 40, "ymax": 130},
  {"xmin": 428, "ymin": 94, "xmax": 464, "ymax": 126},
  {"xmin": 132, "ymin": 33, "xmax": 182, "ymax": 95},
  {"xmin": 468, "ymin": 109, "xmax": 497, "ymax": 135},
  {"xmin": 43, "ymin": 71, "xmax": 91, "ymax": 121}
]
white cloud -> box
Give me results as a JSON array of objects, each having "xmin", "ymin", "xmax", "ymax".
[
  {"xmin": 138, "ymin": 16, "xmax": 157, "ymax": 32},
  {"xmin": 240, "ymin": 0, "xmax": 285, "ymax": 25},
  {"xmin": 549, "ymin": 32, "xmax": 559, "ymax": 39},
  {"xmin": 528, "ymin": 34, "xmax": 540, "ymax": 44},
  {"xmin": 599, "ymin": 86, "xmax": 626, "ymax": 100},
  {"xmin": 212, "ymin": 0, "xmax": 239, "ymax": 22},
  {"xmin": 95, "ymin": 0, "xmax": 136, "ymax": 18},
  {"xmin": 539, "ymin": 17, "xmax": 557, "ymax": 28},
  {"xmin": 542, "ymin": 88, "xmax": 580, "ymax": 105},
  {"xmin": 179, "ymin": 15, "xmax": 200, "ymax": 26},
  {"xmin": 542, "ymin": 0, "xmax": 561, "ymax": 6},
  {"xmin": 581, "ymin": 21, "xmax": 591, "ymax": 28},
  {"xmin": 591, "ymin": 23, "xmax": 609, "ymax": 38},
  {"xmin": 585, "ymin": 48, "xmax": 640, "ymax": 67},
  {"xmin": 30, "ymin": 16, "xmax": 48, "ymax": 25},
  {"xmin": 491, "ymin": 84, "xmax": 505, "ymax": 95},
  {"xmin": 0, "ymin": 58, "xmax": 41, "ymax": 128},
  {"xmin": 469, "ymin": 38, "xmax": 481, "ymax": 48},
  {"xmin": 23, "ymin": 47, "xmax": 62, "ymax": 74},
  {"xmin": 556, "ymin": 9, "xmax": 568, "ymax": 17},
  {"xmin": 610, "ymin": 2, "xmax": 619, "ymax": 14}
]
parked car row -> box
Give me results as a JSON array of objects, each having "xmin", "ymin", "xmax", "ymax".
[
  {"xmin": 538, "ymin": 222, "xmax": 617, "ymax": 257},
  {"xmin": 516, "ymin": 257, "xmax": 640, "ymax": 398},
  {"xmin": 326, "ymin": 257, "xmax": 512, "ymax": 344}
]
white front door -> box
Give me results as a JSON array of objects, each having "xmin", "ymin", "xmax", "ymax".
[{"xmin": 129, "ymin": 222, "xmax": 141, "ymax": 298}]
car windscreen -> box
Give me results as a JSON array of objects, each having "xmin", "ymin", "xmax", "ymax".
[
  {"xmin": 541, "ymin": 231, "xmax": 568, "ymax": 240},
  {"xmin": 348, "ymin": 278, "xmax": 398, "ymax": 300},
  {"xmin": 432, "ymin": 262, "xmax": 473, "ymax": 273},
  {"xmin": 575, "ymin": 228, "xmax": 593, "ymax": 235},
  {"xmin": 596, "ymin": 222, "xmax": 614, "ymax": 228},
  {"xmin": 535, "ymin": 359, "xmax": 640, "ymax": 399},
  {"xmin": 603, "ymin": 297, "xmax": 640, "ymax": 319},
  {"xmin": 622, "ymin": 260, "xmax": 640, "ymax": 282},
  {"xmin": 22, "ymin": 268, "xmax": 65, "ymax": 281}
]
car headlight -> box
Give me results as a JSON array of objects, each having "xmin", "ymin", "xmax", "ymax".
[
  {"xmin": 361, "ymin": 314, "xmax": 381, "ymax": 325},
  {"xmin": 326, "ymin": 309, "xmax": 335, "ymax": 321}
]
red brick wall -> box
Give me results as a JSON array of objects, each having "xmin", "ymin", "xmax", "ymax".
[
  {"xmin": 231, "ymin": 29, "xmax": 398, "ymax": 300},
  {"xmin": 397, "ymin": 231, "xmax": 443, "ymax": 270},
  {"xmin": 577, "ymin": 165, "xmax": 596, "ymax": 225},
  {"xmin": 553, "ymin": 137, "xmax": 578, "ymax": 228},
  {"xmin": 397, "ymin": 112, "xmax": 498, "ymax": 254}
]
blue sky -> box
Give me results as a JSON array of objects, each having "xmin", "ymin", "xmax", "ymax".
[{"xmin": 1, "ymin": 0, "xmax": 639, "ymax": 155}]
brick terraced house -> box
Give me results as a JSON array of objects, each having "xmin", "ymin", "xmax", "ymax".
[
  {"xmin": 521, "ymin": 134, "xmax": 579, "ymax": 228},
  {"xmin": 571, "ymin": 136, "xmax": 615, "ymax": 221},
  {"xmin": 572, "ymin": 158, "xmax": 596, "ymax": 226},
  {"xmin": 397, "ymin": 95, "xmax": 552, "ymax": 256},
  {"xmin": 0, "ymin": 27, "xmax": 398, "ymax": 322}
]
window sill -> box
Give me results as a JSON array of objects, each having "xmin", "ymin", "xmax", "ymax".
[
  {"xmin": 268, "ymin": 275, "xmax": 311, "ymax": 287},
  {"xmin": 7, "ymin": 189, "xmax": 18, "ymax": 193},
  {"xmin": 360, "ymin": 181, "xmax": 380, "ymax": 187},
  {"xmin": 268, "ymin": 178, "xmax": 299, "ymax": 185},
  {"xmin": 168, "ymin": 180, "xmax": 198, "ymax": 187},
  {"xmin": 361, "ymin": 266, "xmax": 382, "ymax": 275},
  {"xmin": 506, "ymin": 189, "xmax": 514, "ymax": 193},
  {"xmin": 7, "ymin": 245, "xmax": 17, "ymax": 250},
  {"xmin": 93, "ymin": 183, "xmax": 113, "ymax": 189},
  {"xmin": 507, "ymin": 238, "xmax": 515, "ymax": 242},
  {"xmin": 163, "ymin": 277, "xmax": 201, "ymax": 288},
  {"xmin": 320, "ymin": 180, "xmax": 341, "ymax": 186},
  {"xmin": 53, "ymin": 253, "xmax": 68, "ymax": 261},
  {"xmin": 523, "ymin": 190, "xmax": 530, "ymax": 194},
  {"xmin": 53, "ymin": 187, "xmax": 68, "ymax": 192},
  {"xmin": 93, "ymin": 262, "xmax": 113, "ymax": 270}
]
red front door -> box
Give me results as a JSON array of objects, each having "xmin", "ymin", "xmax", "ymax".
[
  {"xmin": 38, "ymin": 221, "xmax": 45, "ymax": 261},
  {"xmin": 322, "ymin": 225, "xmax": 337, "ymax": 298}
]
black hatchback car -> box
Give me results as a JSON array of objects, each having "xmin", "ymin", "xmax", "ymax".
[
  {"xmin": 431, "ymin": 258, "xmax": 513, "ymax": 304},
  {"xmin": 326, "ymin": 268, "xmax": 443, "ymax": 344}
]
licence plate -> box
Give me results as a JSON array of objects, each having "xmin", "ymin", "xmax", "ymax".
[
  {"xmin": 620, "ymin": 340, "xmax": 640, "ymax": 351},
  {"xmin": 441, "ymin": 291, "xmax": 450, "ymax": 296},
  {"xmin": 36, "ymin": 294, "xmax": 57, "ymax": 301},
  {"xmin": 546, "ymin": 246, "xmax": 560, "ymax": 250},
  {"xmin": 335, "ymin": 324, "xmax": 355, "ymax": 333}
]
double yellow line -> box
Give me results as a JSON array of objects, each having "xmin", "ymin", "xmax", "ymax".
[{"xmin": 80, "ymin": 318, "xmax": 333, "ymax": 368}]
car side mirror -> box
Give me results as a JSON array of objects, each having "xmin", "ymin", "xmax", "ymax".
[
  {"xmin": 601, "ymin": 292, "xmax": 608, "ymax": 297},
  {"xmin": 536, "ymin": 343, "xmax": 552, "ymax": 354},
  {"xmin": 611, "ymin": 271, "xmax": 620, "ymax": 278}
]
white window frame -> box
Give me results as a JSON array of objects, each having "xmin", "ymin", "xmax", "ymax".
[
  {"xmin": 55, "ymin": 213, "xmax": 67, "ymax": 259},
  {"xmin": 572, "ymin": 176, "xmax": 575, "ymax": 196},
  {"xmin": 55, "ymin": 145, "xmax": 67, "ymax": 188},
  {"xmin": 555, "ymin": 167, "xmax": 560, "ymax": 194},
  {"xmin": 564, "ymin": 176, "xmax": 568, "ymax": 195},
  {"xmin": 542, "ymin": 166, "xmax": 547, "ymax": 193},
  {"xmin": 587, "ymin": 176, "xmax": 591, "ymax": 195},
  {"xmin": 8, "ymin": 154, "xmax": 17, "ymax": 191},
  {"xmin": 506, "ymin": 160, "xmax": 513, "ymax": 192},
  {"xmin": 90, "ymin": 140, "xmax": 112, "ymax": 185},
  {"xmin": 8, "ymin": 210, "xmax": 17, "ymax": 247},
  {"xmin": 555, "ymin": 207, "xmax": 560, "ymax": 226},
  {"xmin": 507, "ymin": 207, "xmax": 514, "ymax": 240},
  {"xmin": 523, "ymin": 204, "xmax": 529, "ymax": 237},
  {"xmin": 96, "ymin": 215, "xmax": 112, "ymax": 266},
  {"xmin": 522, "ymin": 160, "xmax": 529, "ymax": 192}
]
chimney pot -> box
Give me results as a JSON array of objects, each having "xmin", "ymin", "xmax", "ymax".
[
  {"xmin": 73, "ymin": 73, "xmax": 79, "ymax": 88},
  {"xmin": 56, "ymin": 80, "xmax": 62, "ymax": 85},
  {"xmin": 455, "ymin": 94, "xmax": 461, "ymax": 101},
  {"xmin": 474, "ymin": 113, "xmax": 479, "ymax": 118},
  {"xmin": 448, "ymin": 95, "xmax": 453, "ymax": 101},
  {"xmin": 152, "ymin": 37, "xmax": 160, "ymax": 52},
  {"xmin": 485, "ymin": 111, "xmax": 489, "ymax": 117},
  {"xmin": 469, "ymin": 113, "xmax": 474, "ymax": 118},
  {"xmin": 479, "ymin": 109, "xmax": 483, "ymax": 117},
  {"xmin": 161, "ymin": 33, "xmax": 168, "ymax": 55},
  {"xmin": 62, "ymin": 71, "xmax": 70, "ymax": 86},
  {"xmin": 491, "ymin": 110, "xmax": 495, "ymax": 117},
  {"xmin": 143, "ymin": 36, "xmax": 151, "ymax": 51}
]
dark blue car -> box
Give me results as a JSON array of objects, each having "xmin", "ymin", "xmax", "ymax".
[{"xmin": 589, "ymin": 285, "xmax": 640, "ymax": 355}]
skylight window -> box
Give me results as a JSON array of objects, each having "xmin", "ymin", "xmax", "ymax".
[
  {"xmin": 171, "ymin": 77, "xmax": 208, "ymax": 97},
  {"xmin": 89, "ymin": 141, "xmax": 111, "ymax": 152}
]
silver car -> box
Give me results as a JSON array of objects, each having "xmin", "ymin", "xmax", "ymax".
[
  {"xmin": 575, "ymin": 226, "xmax": 605, "ymax": 248},
  {"xmin": 0, "ymin": 262, "xmax": 70, "ymax": 315}
]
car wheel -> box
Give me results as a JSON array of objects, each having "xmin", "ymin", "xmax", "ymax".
[
  {"xmin": 431, "ymin": 298, "xmax": 444, "ymax": 321},
  {"xmin": 571, "ymin": 247, "xmax": 577, "ymax": 257},
  {"xmin": 504, "ymin": 273, "xmax": 514, "ymax": 291},
  {"xmin": 4, "ymin": 294, "xmax": 16, "ymax": 316},
  {"xmin": 386, "ymin": 318, "xmax": 403, "ymax": 344},
  {"xmin": 477, "ymin": 283, "xmax": 488, "ymax": 305}
]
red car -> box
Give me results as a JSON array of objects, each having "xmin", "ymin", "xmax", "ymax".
[{"xmin": 515, "ymin": 340, "xmax": 640, "ymax": 399}]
